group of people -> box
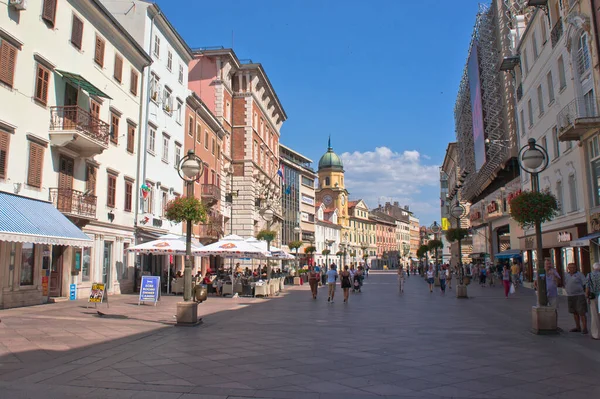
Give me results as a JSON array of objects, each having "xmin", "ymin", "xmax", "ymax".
[{"xmin": 307, "ymin": 263, "xmax": 366, "ymax": 303}]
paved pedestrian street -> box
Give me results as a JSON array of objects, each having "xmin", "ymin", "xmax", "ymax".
[{"xmin": 1, "ymin": 272, "xmax": 600, "ymax": 399}]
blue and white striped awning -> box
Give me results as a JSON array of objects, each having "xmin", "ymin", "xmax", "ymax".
[{"xmin": 0, "ymin": 191, "xmax": 92, "ymax": 247}]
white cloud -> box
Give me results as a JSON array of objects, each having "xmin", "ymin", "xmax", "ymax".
[{"xmin": 339, "ymin": 147, "xmax": 440, "ymax": 224}]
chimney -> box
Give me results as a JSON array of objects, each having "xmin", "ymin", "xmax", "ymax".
[
  {"xmin": 393, "ymin": 201, "xmax": 399, "ymax": 207},
  {"xmin": 385, "ymin": 202, "xmax": 391, "ymax": 207},
  {"xmin": 404, "ymin": 205, "xmax": 409, "ymax": 210}
]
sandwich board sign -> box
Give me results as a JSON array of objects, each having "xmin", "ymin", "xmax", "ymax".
[
  {"xmin": 139, "ymin": 276, "xmax": 160, "ymax": 306},
  {"xmin": 87, "ymin": 283, "xmax": 108, "ymax": 308}
]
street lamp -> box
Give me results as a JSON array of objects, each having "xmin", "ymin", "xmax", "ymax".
[
  {"xmin": 261, "ymin": 207, "xmax": 275, "ymax": 280},
  {"xmin": 430, "ymin": 221, "xmax": 441, "ymax": 270},
  {"xmin": 177, "ymin": 150, "xmax": 204, "ymax": 302},
  {"xmin": 450, "ymin": 203, "xmax": 466, "ymax": 295},
  {"xmin": 518, "ymin": 138, "xmax": 549, "ymax": 307}
]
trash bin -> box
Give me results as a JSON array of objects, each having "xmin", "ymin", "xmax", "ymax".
[{"xmin": 194, "ymin": 284, "xmax": 208, "ymax": 302}]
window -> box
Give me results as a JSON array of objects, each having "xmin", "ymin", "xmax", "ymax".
[
  {"xmin": 522, "ymin": 51, "xmax": 529, "ymax": 75},
  {"xmin": 260, "ymin": 119, "xmax": 264, "ymax": 136},
  {"xmin": 541, "ymin": 17, "xmax": 548, "ymax": 43},
  {"xmin": 34, "ymin": 64, "xmax": 50, "ymax": 105},
  {"xmin": 547, "ymin": 71, "xmax": 554, "ymax": 103},
  {"xmin": 519, "ymin": 110, "xmax": 526, "ymax": 137},
  {"xmin": 126, "ymin": 122, "xmax": 135, "ymax": 153},
  {"xmin": 130, "ymin": 69, "xmax": 138, "ymax": 96},
  {"xmin": 226, "ymin": 101, "xmax": 231, "ymax": 122},
  {"xmin": 0, "ymin": 39, "xmax": 18, "ymax": 87},
  {"xmin": 541, "ymin": 136, "xmax": 547, "ymax": 153},
  {"xmin": 110, "ymin": 112, "xmax": 119, "ymax": 144},
  {"xmin": 254, "ymin": 139, "xmax": 258, "ymax": 161},
  {"xmin": 114, "ymin": 54, "xmax": 123, "ymax": 83},
  {"xmin": 163, "ymin": 87, "xmax": 173, "ymax": 113},
  {"xmin": 528, "ymin": 99, "xmax": 534, "ymax": 127},
  {"xmin": 148, "ymin": 125, "xmax": 156, "ymax": 153},
  {"xmin": 566, "ymin": 140, "xmax": 573, "ymax": 150},
  {"xmin": 167, "ymin": 50, "xmax": 172, "ymax": 71},
  {"xmin": 196, "ymin": 122, "xmax": 201, "ymax": 143},
  {"xmin": 161, "ymin": 190, "xmax": 168, "ymax": 217},
  {"xmin": 27, "ymin": 142, "xmax": 44, "ymax": 188},
  {"xmin": 42, "ymin": 0, "xmax": 58, "ymax": 27},
  {"xmin": 150, "ymin": 73, "xmax": 159, "ymax": 102},
  {"xmin": 94, "ymin": 35, "xmax": 105, "ymax": 67},
  {"xmin": 532, "ymin": 33, "xmax": 538, "ymax": 59},
  {"xmin": 204, "ymin": 131, "xmax": 209, "ymax": 149},
  {"xmin": 70, "ymin": 15, "xmax": 84, "ymax": 50},
  {"xmin": 577, "ymin": 33, "xmax": 591, "ymax": 76},
  {"xmin": 124, "ymin": 180, "xmax": 133, "ymax": 212},
  {"xmin": 188, "ymin": 116, "xmax": 194, "ymax": 137},
  {"xmin": 145, "ymin": 181, "xmax": 153, "ymax": 213},
  {"xmin": 211, "ymin": 138, "xmax": 215, "ymax": 155},
  {"xmin": 556, "ymin": 181, "xmax": 563, "ymax": 215},
  {"xmin": 537, "ymin": 85, "xmax": 544, "ymax": 116},
  {"xmin": 176, "ymin": 99, "xmax": 183, "ymax": 124},
  {"xmin": 107, "ymin": 173, "xmax": 117, "ymax": 208},
  {"xmin": 20, "ymin": 243, "xmax": 35, "ymax": 286},
  {"xmin": 82, "ymin": 166, "xmax": 96, "ymax": 202},
  {"xmin": 162, "ymin": 133, "xmax": 169, "ymax": 162},
  {"xmin": 568, "ymin": 174, "xmax": 578, "ymax": 212},
  {"xmin": 153, "ymin": 35, "xmax": 160, "ymax": 58},
  {"xmin": 175, "ymin": 143, "xmax": 181, "ymax": 166},
  {"xmin": 584, "ymin": 90, "xmax": 596, "ymax": 117},
  {"xmin": 253, "ymin": 112, "xmax": 257, "ymax": 128},
  {"xmin": 325, "ymin": 177, "xmax": 330, "ymax": 186},
  {"xmin": 0, "ymin": 130, "xmax": 10, "ymax": 179},
  {"xmin": 82, "ymin": 247, "xmax": 91, "ymax": 282},
  {"xmin": 558, "ymin": 56, "xmax": 566, "ymax": 89},
  {"xmin": 592, "ymin": 143, "xmax": 600, "ymax": 206},
  {"xmin": 552, "ymin": 126, "xmax": 560, "ymax": 159},
  {"xmin": 121, "ymin": 243, "xmax": 129, "ymax": 279},
  {"xmin": 178, "ymin": 64, "xmax": 184, "ymax": 84}
]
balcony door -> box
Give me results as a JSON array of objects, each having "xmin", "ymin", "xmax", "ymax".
[
  {"xmin": 64, "ymin": 83, "xmax": 78, "ymax": 129},
  {"xmin": 57, "ymin": 156, "xmax": 74, "ymax": 212}
]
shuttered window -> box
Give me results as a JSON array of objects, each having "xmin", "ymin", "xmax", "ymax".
[
  {"xmin": 42, "ymin": 0, "xmax": 57, "ymax": 26},
  {"xmin": 71, "ymin": 15, "xmax": 84, "ymax": 50},
  {"xmin": 124, "ymin": 180, "xmax": 133, "ymax": 212},
  {"xmin": 114, "ymin": 54, "xmax": 123, "ymax": 83},
  {"xmin": 27, "ymin": 142, "xmax": 44, "ymax": 188},
  {"xmin": 130, "ymin": 68, "xmax": 138, "ymax": 96},
  {"xmin": 110, "ymin": 112, "xmax": 119, "ymax": 144},
  {"xmin": 0, "ymin": 130, "xmax": 9, "ymax": 179},
  {"xmin": 107, "ymin": 173, "xmax": 117, "ymax": 208},
  {"xmin": 34, "ymin": 64, "xmax": 50, "ymax": 105},
  {"xmin": 86, "ymin": 164, "xmax": 97, "ymax": 195},
  {"xmin": 94, "ymin": 35, "xmax": 105, "ymax": 67},
  {"xmin": 0, "ymin": 39, "xmax": 18, "ymax": 87},
  {"xmin": 126, "ymin": 122, "xmax": 135, "ymax": 153}
]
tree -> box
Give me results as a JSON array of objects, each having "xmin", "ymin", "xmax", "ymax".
[
  {"xmin": 416, "ymin": 245, "xmax": 429, "ymax": 259},
  {"xmin": 428, "ymin": 239, "xmax": 443, "ymax": 267},
  {"xmin": 445, "ymin": 228, "xmax": 468, "ymax": 243},
  {"xmin": 288, "ymin": 240, "xmax": 303, "ymax": 269}
]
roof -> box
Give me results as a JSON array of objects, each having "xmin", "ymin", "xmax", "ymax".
[
  {"xmin": 348, "ymin": 200, "xmax": 358, "ymax": 209},
  {"xmin": 147, "ymin": 2, "xmax": 194, "ymax": 61},
  {"xmin": 318, "ymin": 137, "xmax": 343, "ymax": 171}
]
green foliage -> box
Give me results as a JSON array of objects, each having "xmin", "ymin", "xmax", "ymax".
[
  {"xmin": 335, "ymin": 251, "xmax": 344, "ymax": 257},
  {"xmin": 427, "ymin": 239, "xmax": 443, "ymax": 252},
  {"xmin": 349, "ymin": 250, "xmax": 357, "ymax": 257},
  {"xmin": 322, "ymin": 249, "xmax": 331, "ymax": 256},
  {"xmin": 288, "ymin": 240, "xmax": 303, "ymax": 252},
  {"xmin": 256, "ymin": 229, "xmax": 277, "ymax": 242},
  {"xmin": 509, "ymin": 191, "xmax": 558, "ymax": 227},
  {"xmin": 416, "ymin": 244, "xmax": 429, "ymax": 258},
  {"xmin": 164, "ymin": 197, "xmax": 207, "ymax": 224},
  {"xmin": 445, "ymin": 228, "xmax": 469, "ymax": 243},
  {"xmin": 304, "ymin": 245, "xmax": 317, "ymax": 254}
]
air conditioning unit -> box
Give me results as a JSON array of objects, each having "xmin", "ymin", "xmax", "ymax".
[{"xmin": 9, "ymin": 0, "xmax": 27, "ymax": 10}]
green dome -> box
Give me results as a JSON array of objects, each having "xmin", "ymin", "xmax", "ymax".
[{"xmin": 318, "ymin": 138, "xmax": 343, "ymax": 171}]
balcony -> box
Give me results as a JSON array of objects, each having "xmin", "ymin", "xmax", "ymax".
[
  {"xmin": 551, "ymin": 18, "xmax": 563, "ymax": 48},
  {"xmin": 49, "ymin": 188, "xmax": 97, "ymax": 222},
  {"xmin": 49, "ymin": 106, "xmax": 110, "ymax": 157},
  {"xmin": 557, "ymin": 96, "xmax": 600, "ymax": 141},
  {"xmin": 200, "ymin": 184, "xmax": 221, "ymax": 207},
  {"xmin": 198, "ymin": 211, "xmax": 223, "ymax": 243}
]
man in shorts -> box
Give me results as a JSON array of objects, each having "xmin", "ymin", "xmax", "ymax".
[
  {"xmin": 326, "ymin": 264, "xmax": 338, "ymax": 303},
  {"xmin": 564, "ymin": 262, "xmax": 588, "ymax": 334}
]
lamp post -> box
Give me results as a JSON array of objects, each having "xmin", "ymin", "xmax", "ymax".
[
  {"xmin": 325, "ymin": 239, "xmax": 334, "ymax": 269},
  {"xmin": 430, "ymin": 221, "xmax": 441, "ymax": 267},
  {"xmin": 450, "ymin": 203, "xmax": 466, "ymax": 298},
  {"xmin": 518, "ymin": 138, "xmax": 549, "ymax": 308},
  {"xmin": 262, "ymin": 207, "xmax": 275, "ymax": 280},
  {"xmin": 177, "ymin": 150, "xmax": 204, "ymax": 302}
]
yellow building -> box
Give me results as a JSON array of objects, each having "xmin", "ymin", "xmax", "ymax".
[{"xmin": 348, "ymin": 200, "xmax": 377, "ymax": 265}]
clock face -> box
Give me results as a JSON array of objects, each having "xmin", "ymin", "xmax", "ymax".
[
  {"xmin": 323, "ymin": 195, "xmax": 333, "ymax": 206},
  {"xmin": 341, "ymin": 194, "xmax": 346, "ymax": 206}
]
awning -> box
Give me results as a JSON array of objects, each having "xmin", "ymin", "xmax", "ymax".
[
  {"xmin": 495, "ymin": 249, "xmax": 522, "ymax": 259},
  {"xmin": 0, "ymin": 191, "xmax": 92, "ymax": 247},
  {"xmin": 55, "ymin": 70, "xmax": 112, "ymax": 99},
  {"xmin": 570, "ymin": 232, "xmax": 600, "ymax": 248},
  {"xmin": 469, "ymin": 252, "xmax": 489, "ymax": 259}
]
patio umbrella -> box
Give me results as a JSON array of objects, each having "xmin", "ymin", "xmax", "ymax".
[
  {"xmin": 245, "ymin": 237, "xmax": 292, "ymax": 259},
  {"xmin": 192, "ymin": 235, "xmax": 270, "ymax": 259}
]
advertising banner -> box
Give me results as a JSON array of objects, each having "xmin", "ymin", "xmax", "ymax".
[
  {"xmin": 468, "ymin": 42, "xmax": 486, "ymax": 171},
  {"xmin": 88, "ymin": 283, "xmax": 107, "ymax": 306},
  {"xmin": 139, "ymin": 276, "xmax": 160, "ymax": 306}
]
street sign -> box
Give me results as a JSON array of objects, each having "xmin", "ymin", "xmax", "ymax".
[
  {"xmin": 69, "ymin": 284, "xmax": 76, "ymax": 300},
  {"xmin": 139, "ymin": 276, "xmax": 160, "ymax": 306},
  {"xmin": 87, "ymin": 283, "xmax": 108, "ymax": 308}
]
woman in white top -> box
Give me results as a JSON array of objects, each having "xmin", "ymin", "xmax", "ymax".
[
  {"xmin": 426, "ymin": 265, "xmax": 435, "ymax": 293},
  {"xmin": 398, "ymin": 266, "xmax": 407, "ymax": 294}
]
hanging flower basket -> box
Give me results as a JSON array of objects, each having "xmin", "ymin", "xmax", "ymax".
[
  {"xmin": 322, "ymin": 249, "xmax": 331, "ymax": 256},
  {"xmin": 256, "ymin": 229, "xmax": 277, "ymax": 242},
  {"xmin": 427, "ymin": 239, "xmax": 443, "ymax": 251},
  {"xmin": 445, "ymin": 228, "xmax": 468, "ymax": 243},
  {"xmin": 509, "ymin": 191, "xmax": 558, "ymax": 227},
  {"xmin": 164, "ymin": 197, "xmax": 207, "ymax": 224},
  {"xmin": 335, "ymin": 251, "xmax": 344, "ymax": 257},
  {"xmin": 304, "ymin": 245, "xmax": 316, "ymax": 254}
]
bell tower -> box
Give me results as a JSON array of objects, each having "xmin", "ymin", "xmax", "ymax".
[{"xmin": 316, "ymin": 137, "xmax": 349, "ymax": 228}]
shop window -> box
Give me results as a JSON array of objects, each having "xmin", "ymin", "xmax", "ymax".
[
  {"xmin": 122, "ymin": 243, "xmax": 129, "ymax": 279},
  {"xmin": 20, "ymin": 243, "xmax": 35, "ymax": 286},
  {"xmin": 82, "ymin": 247, "xmax": 91, "ymax": 282}
]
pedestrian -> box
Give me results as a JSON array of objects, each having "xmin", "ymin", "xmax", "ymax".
[
  {"xmin": 479, "ymin": 266, "xmax": 486, "ymax": 287},
  {"xmin": 446, "ymin": 265, "xmax": 452, "ymax": 290},
  {"xmin": 511, "ymin": 261, "xmax": 520, "ymax": 289},
  {"xmin": 398, "ymin": 265, "xmax": 406, "ymax": 293},
  {"xmin": 535, "ymin": 259, "xmax": 561, "ymax": 309},
  {"xmin": 586, "ymin": 262, "xmax": 600, "ymax": 340},
  {"xmin": 326, "ymin": 264, "xmax": 338, "ymax": 303},
  {"xmin": 308, "ymin": 266, "xmax": 319, "ymax": 300},
  {"xmin": 564, "ymin": 263, "xmax": 588, "ymax": 334},
  {"xmin": 439, "ymin": 265, "xmax": 447, "ymax": 295},
  {"xmin": 426, "ymin": 265, "xmax": 435, "ymax": 293},
  {"xmin": 502, "ymin": 265, "xmax": 511, "ymax": 298},
  {"xmin": 340, "ymin": 266, "xmax": 352, "ymax": 303},
  {"xmin": 487, "ymin": 265, "xmax": 495, "ymax": 287}
]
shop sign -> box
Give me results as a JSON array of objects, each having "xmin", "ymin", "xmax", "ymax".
[
  {"xmin": 591, "ymin": 213, "xmax": 600, "ymax": 232},
  {"xmin": 441, "ymin": 218, "xmax": 450, "ymax": 231},
  {"xmin": 87, "ymin": 283, "xmax": 108, "ymax": 307},
  {"xmin": 487, "ymin": 201, "xmax": 499, "ymax": 215},
  {"xmin": 557, "ymin": 231, "xmax": 572, "ymax": 242},
  {"xmin": 507, "ymin": 189, "xmax": 522, "ymax": 203},
  {"xmin": 470, "ymin": 210, "xmax": 482, "ymax": 222},
  {"xmin": 525, "ymin": 237, "xmax": 534, "ymax": 249},
  {"xmin": 138, "ymin": 276, "xmax": 160, "ymax": 306},
  {"xmin": 301, "ymin": 195, "xmax": 314, "ymax": 205}
]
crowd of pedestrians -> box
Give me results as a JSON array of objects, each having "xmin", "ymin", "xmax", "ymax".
[{"xmin": 306, "ymin": 263, "xmax": 367, "ymax": 304}]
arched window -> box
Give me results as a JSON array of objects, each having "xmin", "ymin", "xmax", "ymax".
[
  {"xmin": 556, "ymin": 181, "xmax": 563, "ymax": 215},
  {"xmin": 577, "ymin": 33, "xmax": 591, "ymax": 77},
  {"xmin": 568, "ymin": 174, "xmax": 578, "ymax": 212},
  {"xmin": 325, "ymin": 177, "xmax": 330, "ymax": 186}
]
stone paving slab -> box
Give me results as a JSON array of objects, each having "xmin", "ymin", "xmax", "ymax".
[{"xmin": 0, "ymin": 273, "xmax": 599, "ymax": 398}]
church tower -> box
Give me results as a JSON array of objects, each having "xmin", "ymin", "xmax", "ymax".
[{"xmin": 316, "ymin": 138, "xmax": 349, "ymax": 229}]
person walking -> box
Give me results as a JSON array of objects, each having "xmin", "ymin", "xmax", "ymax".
[
  {"xmin": 586, "ymin": 262, "xmax": 600, "ymax": 340},
  {"xmin": 326, "ymin": 264, "xmax": 338, "ymax": 303},
  {"xmin": 502, "ymin": 265, "xmax": 511, "ymax": 298},
  {"xmin": 439, "ymin": 265, "xmax": 447, "ymax": 295},
  {"xmin": 479, "ymin": 266, "xmax": 486, "ymax": 287},
  {"xmin": 511, "ymin": 261, "xmax": 521, "ymax": 289},
  {"xmin": 535, "ymin": 259, "xmax": 561, "ymax": 309},
  {"xmin": 447, "ymin": 265, "xmax": 452, "ymax": 290},
  {"xmin": 426, "ymin": 265, "xmax": 435, "ymax": 293},
  {"xmin": 340, "ymin": 266, "xmax": 352, "ymax": 303},
  {"xmin": 308, "ymin": 266, "xmax": 319, "ymax": 300},
  {"xmin": 398, "ymin": 265, "xmax": 406, "ymax": 293},
  {"xmin": 564, "ymin": 263, "xmax": 588, "ymax": 334}
]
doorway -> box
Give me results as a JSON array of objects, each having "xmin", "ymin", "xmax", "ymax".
[
  {"xmin": 64, "ymin": 83, "xmax": 78, "ymax": 129},
  {"xmin": 50, "ymin": 246, "xmax": 64, "ymax": 297},
  {"xmin": 103, "ymin": 241, "xmax": 112, "ymax": 290}
]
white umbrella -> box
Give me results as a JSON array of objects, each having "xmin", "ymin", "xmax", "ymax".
[
  {"xmin": 245, "ymin": 237, "xmax": 293, "ymax": 259},
  {"xmin": 192, "ymin": 234, "xmax": 270, "ymax": 259},
  {"xmin": 128, "ymin": 234, "xmax": 203, "ymax": 255}
]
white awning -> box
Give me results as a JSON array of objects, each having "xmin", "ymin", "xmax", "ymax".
[{"xmin": 570, "ymin": 232, "xmax": 600, "ymax": 247}]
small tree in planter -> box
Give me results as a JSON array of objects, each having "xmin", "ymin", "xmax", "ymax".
[
  {"xmin": 288, "ymin": 240, "xmax": 303, "ymax": 276},
  {"xmin": 445, "ymin": 228, "xmax": 469, "ymax": 243},
  {"xmin": 509, "ymin": 191, "xmax": 558, "ymax": 228},
  {"xmin": 427, "ymin": 239, "xmax": 443, "ymax": 266},
  {"xmin": 256, "ymin": 229, "xmax": 277, "ymax": 250}
]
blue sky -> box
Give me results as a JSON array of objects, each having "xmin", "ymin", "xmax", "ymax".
[{"xmin": 154, "ymin": 0, "xmax": 482, "ymax": 225}]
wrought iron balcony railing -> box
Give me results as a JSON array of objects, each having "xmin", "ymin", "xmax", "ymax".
[
  {"xmin": 49, "ymin": 188, "xmax": 97, "ymax": 219},
  {"xmin": 50, "ymin": 106, "xmax": 110, "ymax": 145},
  {"xmin": 200, "ymin": 183, "xmax": 221, "ymax": 205},
  {"xmin": 576, "ymin": 47, "xmax": 591, "ymax": 76},
  {"xmin": 557, "ymin": 96, "xmax": 600, "ymax": 138}
]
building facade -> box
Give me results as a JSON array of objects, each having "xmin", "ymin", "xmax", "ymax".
[
  {"xmin": 370, "ymin": 213, "xmax": 399, "ymax": 268},
  {"xmin": 0, "ymin": 0, "xmax": 151, "ymax": 307},
  {"xmin": 347, "ymin": 200, "xmax": 377, "ymax": 265},
  {"xmin": 314, "ymin": 204, "xmax": 341, "ymax": 266}
]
